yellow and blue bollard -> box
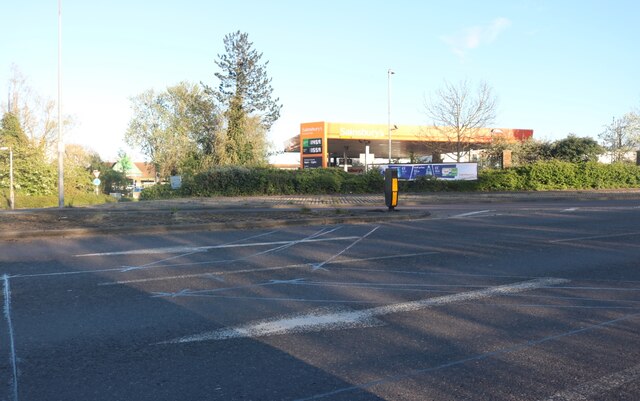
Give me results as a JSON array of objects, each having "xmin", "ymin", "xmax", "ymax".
[{"xmin": 384, "ymin": 168, "xmax": 398, "ymax": 211}]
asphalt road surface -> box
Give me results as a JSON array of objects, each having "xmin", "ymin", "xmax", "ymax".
[{"xmin": 1, "ymin": 199, "xmax": 639, "ymax": 401}]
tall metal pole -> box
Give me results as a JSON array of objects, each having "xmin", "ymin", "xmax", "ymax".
[
  {"xmin": 9, "ymin": 147, "xmax": 14, "ymax": 210},
  {"xmin": 57, "ymin": 0, "xmax": 64, "ymax": 208},
  {"xmin": 387, "ymin": 69, "xmax": 394, "ymax": 163}
]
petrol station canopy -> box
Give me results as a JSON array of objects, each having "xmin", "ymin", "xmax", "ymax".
[{"xmin": 289, "ymin": 121, "xmax": 533, "ymax": 169}]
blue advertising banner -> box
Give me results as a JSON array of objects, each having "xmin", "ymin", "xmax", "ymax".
[
  {"xmin": 382, "ymin": 163, "xmax": 477, "ymax": 181},
  {"xmin": 432, "ymin": 164, "xmax": 458, "ymax": 178},
  {"xmin": 393, "ymin": 165, "xmax": 414, "ymax": 180},
  {"xmin": 410, "ymin": 165, "xmax": 433, "ymax": 180}
]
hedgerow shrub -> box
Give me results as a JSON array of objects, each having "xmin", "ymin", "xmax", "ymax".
[
  {"xmin": 260, "ymin": 168, "xmax": 297, "ymax": 195},
  {"xmin": 511, "ymin": 161, "xmax": 640, "ymax": 190},
  {"xmin": 294, "ymin": 168, "xmax": 344, "ymax": 194},
  {"xmin": 343, "ymin": 168, "xmax": 385, "ymax": 193},
  {"xmin": 399, "ymin": 161, "xmax": 640, "ymax": 192},
  {"xmin": 138, "ymin": 162, "xmax": 640, "ymax": 199},
  {"xmin": 139, "ymin": 184, "xmax": 182, "ymax": 200},
  {"xmin": 175, "ymin": 167, "xmax": 349, "ymax": 197},
  {"xmin": 475, "ymin": 168, "xmax": 525, "ymax": 191},
  {"xmin": 517, "ymin": 160, "xmax": 578, "ymax": 190}
]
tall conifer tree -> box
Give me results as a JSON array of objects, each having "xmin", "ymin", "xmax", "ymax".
[{"xmin": 207, "ymin": 31, "xmax": 281, "ymax": 165}]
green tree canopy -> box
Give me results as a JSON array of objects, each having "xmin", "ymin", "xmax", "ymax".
[
  {"xmin": 550, "ymin": 134, "xmax": 603, "ymax": 163},
  {"xmin": 483, "ymin": 137, "xmax": 553, "ymax": 167},
  {"xmin": 112, "ymin": 150, "xmax": 134, "ymax": 175},
  {"xmin": 126, "ymin": 82, "xmax": 220, "ymax": 178},
  {"xmin": 63, "ymin": 143, "xmax": 98, "ymax": 193},
  {"xmin": 0, "ymin": 112, "xmax": 29, "ymax": 148},
  {"xmin": 0, "ymin": 111, "xmax": 56, "ymax": 196}
]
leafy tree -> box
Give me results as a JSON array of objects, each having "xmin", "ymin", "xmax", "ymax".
[
  {"xmin": 550, "ymin": 134, "xmax": 603, "ymax": 163},
  {"xmin": 599, "ymin": 113, "xmax": 640, "ymax": 163},
  {"xmin": 422, "ymin": 80, "xmax": 497, "ymax": 162},
  {"xmin": 63, "ymin": 144, "xmax": 97, "ymax": 193},
  {"xmin": 100, "ymin": 169, "xmax": 129, "ymax": 194},
  {"xmin": 126, "ymin": 82, "xmax": 220, "ymax": 178},
  {"xmin": 0, "ymin": 112, "xmax": 29, "ymax": 147},
  {"xmin": 515, "ymin": 138, "xmax": 553, "ymax": 164},
  {"xmin": 483, "ymin": 138, "xmax": 552, "ymax": 167},
  {"xmin": 113, "ymin": 150, "xmax": 133, "ymax": 174},
  {"xmin": 213, "ymin": 114, "xmax": 268, "ymax": 166},
  {"xmin": 206, "ymin": 31, "xmax": 281, "ymax": 165},
  {"xmin": 0, "ymin": 112, "xmax": 56, "ymax": 196}
]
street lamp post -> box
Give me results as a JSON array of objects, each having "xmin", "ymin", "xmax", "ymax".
[
  {"xmin": 58, "ymin": 0, "xmax": 64, "ymax": 208},
  {"xmin": 0, "ymin": 147, "xmax": 14, "ymax": 210},
  {"xmin": 387, "ymin": 68, "xmax": 394, "ymax": 163}
]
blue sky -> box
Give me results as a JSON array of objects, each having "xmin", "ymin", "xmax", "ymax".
[{"xmin": 1, "ymin": 0, "xmax": 639, "ymax": 160}]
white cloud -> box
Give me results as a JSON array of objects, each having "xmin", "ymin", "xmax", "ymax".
[{"xmin": 442, "ymin": 17, "xmax": 512, "ymax": 58}]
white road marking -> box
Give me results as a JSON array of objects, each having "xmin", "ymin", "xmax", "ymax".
[
  {"xmin": 336, "ymin": 251, "xmax": 439, "ymax": 264},
  {"xmin": 541, "ymin": 363, "xmax": 640, "ymax": 401},
  {"xmin": 451, "ymin": 210, "xmax": 494, "ymax": 218},
  {"xmin": 99, "ymin": 251, "xmax": 441, "ymax": 286},
  {"xmin": 247, "ymin": 227, "xmax": 342, "ymax": 262},
  {"xmin": 151, "ymin": 279, "xmax": 491, "ymax": 299},
  {"xmin": 117, "ymin": 250, "xmax": 441, "ymax": 272},
  {"xmin": 167, "ymin": 288, "xmax": 640, "ymax": 308},
  {"xmin": 310, "ymin": 226, "xmax": 380, "ymax": 271},
  {"xmin": 75, "ymin": 236, "xmax": 360, "ymax": 257},
  {"xmin": 119, "ymin": 227, "xmax": 340, "ymax": 272},
  {"xmin": 160, "ymin": 277, "xmax": 568, "ymax": 344},
  {"xmin": 99, "ymin": 264, "xmax": 306, "ymax": 286},
  {"xmin": 562, "ymin": 207, "xmax": 579, "ymax": 212},
  {"xmin": 3, "ymin": 275, "xmax": 19, "ymax": 401},
  {"xmin": 186, "ymin": 294, "xmax": 386, "ymax": 304},
  {"xmin": 151, "ymin": 278, "xmax": 306, "ymax": 298},
  {"xmin": 120, "ymin": 249, "xmax": 204, "ymax": 272},
  {"xmin": 127, "ymin": 229, "xmax": 272, "ymax": 271},
  {"xmin": 550, "ymin": 231, "xmax": 640, "ymax": 243},
  {"xmin": 294, "ymin": 311, "xmax": 640, "ymax": 401}
]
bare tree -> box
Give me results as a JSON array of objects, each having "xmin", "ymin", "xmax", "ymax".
[
  {"xmin": 423, "ymin": 79, "xmax": 497, "ymax": 162},
  {"xmin": 599, "ymin": 112, "xmax": 640, "ymax": 163},
  {"xmin": 3, "ymin": 65, "xmax": 72, "ymax": 156}
]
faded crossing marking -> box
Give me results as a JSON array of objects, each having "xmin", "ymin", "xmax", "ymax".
[{"xmin": 160, "ymin": 277, "xmax": 568, "ymax": 344}]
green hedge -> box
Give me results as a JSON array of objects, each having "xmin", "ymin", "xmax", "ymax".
[
  {"xmin": 493, "ymin": 161, "xmax": 640, "ymax": 191},
  {"xmin": 139, "ymin": 162, "xmax": 640, "ymax": 200},
  {"xmin": 409, "ymin": 161, "xmax": 640, "ymax": 192},
  {"xmin": 140, "ymin": 167, "xmax": 386, "ymax": 200}
]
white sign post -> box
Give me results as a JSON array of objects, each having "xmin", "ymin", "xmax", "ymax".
[{"xmin": 92, "ymin": 170, "xmax": 101, "ymax": 195}]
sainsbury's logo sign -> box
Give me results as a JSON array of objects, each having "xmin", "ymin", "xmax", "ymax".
[
  {"xmin": 339, "ymin": 128, "xmax": 385, "ymax": 137},
  {"xmin": 301, "ymin": 123, "xmax": 324, "ymax": 133}
]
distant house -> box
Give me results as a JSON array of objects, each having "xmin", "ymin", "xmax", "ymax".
[{"xmin": 109, "ymin": 161, "xmax": 158, "ymax": 188}]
